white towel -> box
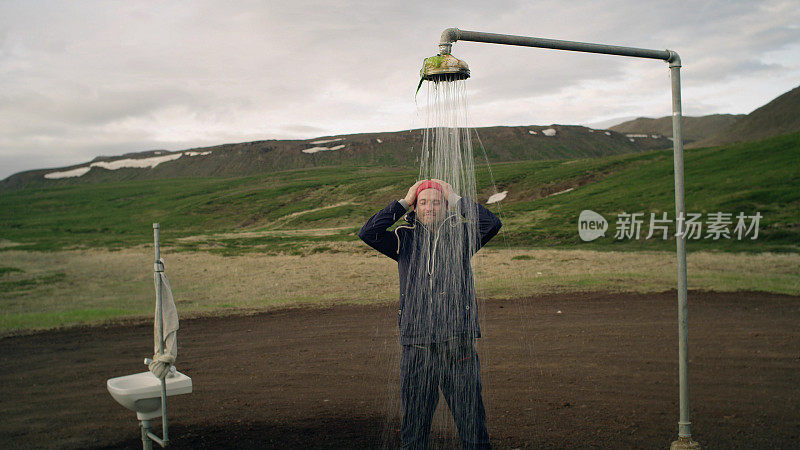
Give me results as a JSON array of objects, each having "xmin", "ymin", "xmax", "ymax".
[{"xmin": 149, "ymin": 257, "xmax": 179, "ymax": 379}]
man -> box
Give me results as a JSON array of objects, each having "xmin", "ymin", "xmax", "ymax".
[{"xmin": 358, "ymin": 179, "xmax": 502, "ymax": 449}]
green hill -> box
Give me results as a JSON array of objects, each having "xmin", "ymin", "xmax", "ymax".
[
  {"xmin": 694, "ymin": 84, "xmax": 800, "ymax": 147},
  {"xmin": 610, "ymin": 114, "xmax": 744, "ymax": 143},
  {"xmin": 0, "ymin": 125, "xmax": 670, "ymax": 191},
  {"xmin": 1, "ymin": 132, "xmax": 797, "ymax": 254}
]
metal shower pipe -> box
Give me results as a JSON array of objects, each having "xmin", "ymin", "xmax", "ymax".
[{"xmin": 436, "ymin": 28, "xmax": 697, "ymax": 449}]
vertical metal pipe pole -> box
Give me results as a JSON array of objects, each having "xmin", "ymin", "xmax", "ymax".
[
  {"xmin": 153, "ymin": 223, "xmax": 169, "ymax": 444},
  {"xmin": 668, "ymin": 56, "xmax": 697, "ymax": 448}
]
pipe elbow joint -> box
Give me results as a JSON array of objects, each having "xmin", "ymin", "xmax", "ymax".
[
  {"xmin": 667, "ymin": 50, "xmax": 681, "ymax": 68},
  {"xmin": 439, "ymin": 28, "xmax": 460, "ymax": 55},
  {"xmin": 440, "ymin": 28, "xmax": 460, "ymax": 44}
]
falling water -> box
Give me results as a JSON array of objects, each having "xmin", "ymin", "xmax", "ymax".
[
  {"xmin": 420, "ymin": 78, "xmax": 478, "ymax": 206},
  {"xmin": 379, "ymin": 76, "xmax": 492, "ymax": 448},
  {"xmin": 367, "ymin": 51, "xmax": 552, "ymax": 445}
]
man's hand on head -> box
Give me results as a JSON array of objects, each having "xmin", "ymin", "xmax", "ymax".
[
  {"xmin": 430, "ymin": 179, "xmax": 461, "ymax": 205},
  {"xmin": 404, "ymin": 180, "xmax": 425, "ymax": 207}
]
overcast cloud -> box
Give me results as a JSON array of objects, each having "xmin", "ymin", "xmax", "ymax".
[{"xmin": 1, "ymin": 0, "xmax": 799, "ymax": 179}]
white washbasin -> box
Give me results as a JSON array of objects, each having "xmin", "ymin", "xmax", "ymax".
[{"xmin": 107, "ymin": 371, "xmax": 192, "ymax": 420}]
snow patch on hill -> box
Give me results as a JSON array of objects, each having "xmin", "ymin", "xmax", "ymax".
[
  {"xmin": 44, "ymin": 153, "xmax": 185, "ymax": 179},
  {"xmin": 44, "ymin": 167, "xmax": 91, "ymax": 179},
  {"xmin": 302, "ymin": 144, "xmax": 345, "ymax": 154}
]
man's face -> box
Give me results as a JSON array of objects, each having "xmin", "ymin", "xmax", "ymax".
[{"xmin": 416, "ymin": 188, "xmax": 446, "ymax": 226}]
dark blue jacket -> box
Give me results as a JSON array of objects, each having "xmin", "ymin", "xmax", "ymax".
[{"xmin": 358, "ymin": 197, "xmax": 502, "ymax": 345}]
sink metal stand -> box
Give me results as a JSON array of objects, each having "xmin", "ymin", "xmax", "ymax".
[{"xmin": 140, "ymin": 419, "xmax": 166, "ymax": 450}]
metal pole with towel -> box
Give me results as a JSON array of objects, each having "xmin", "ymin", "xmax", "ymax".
[
  {"xmin": 146, "ymin": 222, "xmax": 177, "ymax": 445},
  {"xmin": 106, "ymin": 223, "xmax": 192, "ymax": 449}
]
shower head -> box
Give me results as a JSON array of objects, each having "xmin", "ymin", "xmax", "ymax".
[{"xmin": 420, "ymin": 54, "xmax": 470, "ymax": 82}]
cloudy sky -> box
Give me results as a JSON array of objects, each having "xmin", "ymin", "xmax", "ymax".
[{"xmin": 2, "ymin": 0, "xmax": 799, "ymax": 179}]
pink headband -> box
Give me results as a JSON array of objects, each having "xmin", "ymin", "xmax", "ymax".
[{"xmin": 414, "ymin": 180, "xmax": 446, "ymax": 206}]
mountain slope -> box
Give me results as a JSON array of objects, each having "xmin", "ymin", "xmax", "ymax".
[
  {"xmin": 0, "ymin": 125, "xmax": 670, "ymax": 191},
  {"xmin": 610, "ymin": 114, "xmax": 744, "ymax": 143},
  {"xmin": 693, "ymin": 84, "xmax": 800, "ymax": 147}
]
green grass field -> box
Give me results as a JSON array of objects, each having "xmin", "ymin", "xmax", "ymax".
[
  {"xmin": 1, "ymin": 247, "xmax": 797, "ymax": 335},
  {"xmin": 0, "ymin": 132, "xmax": 798, "ymax": 333}
]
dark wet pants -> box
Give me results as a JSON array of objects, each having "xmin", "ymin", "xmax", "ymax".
[{"xmin": 400, "ymin": 338, "xmax": 491, "ymax": 450}]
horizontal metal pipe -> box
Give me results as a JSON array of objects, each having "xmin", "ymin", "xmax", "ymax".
[{"xmin": 441, "ymin": 28, "xmax": 674, "ymax": 62}]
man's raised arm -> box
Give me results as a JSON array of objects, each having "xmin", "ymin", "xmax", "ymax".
[
  {"xmin": 358, "ymin": 181, "xmax": 424, "ymax": 260},
  {"xmin": 358, "ymin": 200, "xmax": 409, "ymax": 261}
]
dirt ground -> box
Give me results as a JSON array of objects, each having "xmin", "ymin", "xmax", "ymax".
[{"xmin": 1, "ymin": 290, "xmax": 798, "ymax": 449}]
